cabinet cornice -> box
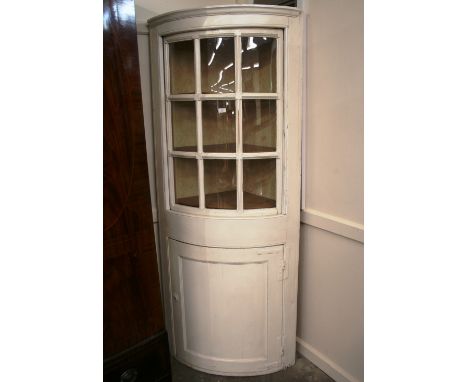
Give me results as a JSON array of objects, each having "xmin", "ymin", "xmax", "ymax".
[{"xmin": 148, "ymin": 5, "xmax": 301, "ymax": 28}]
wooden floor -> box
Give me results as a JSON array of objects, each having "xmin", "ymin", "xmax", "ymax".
[{"xmin": 170, "ymin": 354, "xmax": 335, "ymax": 381}]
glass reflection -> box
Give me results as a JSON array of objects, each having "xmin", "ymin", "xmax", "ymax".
[
  {"xmin": 169, "ymin": 40, "xmax": 195, "ymax": 94},
  {"xmin": 241, "ymin": 37, "xmax": 277, "ymax": 93},
  {"xmin": 204, "ymin": 159, "xmax": 237, "ymax": 209},
  {"xmin": 172, "ymin": 101, "xmax": 197, "ymax": 151},
  {"xmin": 243, "ymin": 159, "xmax": 276, "ymax": 209},
  {"xmin": 201, "ymin": 38, "xmax": 235, "ymax": 94},
  {"xmin": 242, "ymin": 99, "xmax": 276, "ymax": 152},
  {"xmin": 202, "ymin": 100, "xmax": 236, "ymax": 153},
  {"xmin": 173, "ymin": 157, "xmax": 199, "ymax": 207}
]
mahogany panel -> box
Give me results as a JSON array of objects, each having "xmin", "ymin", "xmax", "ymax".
[{"xmin": 103, "ymin": 0, "xmax": 166, "ymax": 365}]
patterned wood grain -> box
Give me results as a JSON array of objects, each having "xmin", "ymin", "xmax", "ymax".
[{"xmin": 103, "ymin": 0, "xmax": 166, "ymax": 361}]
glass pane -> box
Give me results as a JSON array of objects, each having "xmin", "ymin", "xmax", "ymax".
[
  {"xmin": 241, "ymin": 37, "xmax": 277, "ymax": 93},
  {"xmin": 173, "ymin": 158, "xmax": 199, "ymax": 207},
  {"xmin": 204, "ymin": 159, "xmax": 237, "ymax": 209},
  {"xmin": 202, "ymin": 100, "xmax": 236, "ymax": 153},
  {"xmin": 242, "ymin": 99, "xmax": 276, "ymax": 152},
  {"xmin": 171, "ymin": 101, "xmax": 197, "ymax": 152},
  {"xmin": 169, "ymin": 40, "xmax": 195, "ymax": 94},
  {"xmin": 201, "ymin": 37, "xmax": 235, "ymax": 94},
  {"xmin": 243, "ymin": 159, "xmax": 276, "ymax": 209}
]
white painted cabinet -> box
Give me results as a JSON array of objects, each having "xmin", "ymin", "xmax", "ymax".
[{"xmin": 148, "ymin": 5, "xmax": 302, "ymax": 376}]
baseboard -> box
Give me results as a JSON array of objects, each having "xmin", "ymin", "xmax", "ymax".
[
  {"xmin": 296, "ymin": 337, "xmax": 360, "ymax": 382},
  {"xmin": 104, "ymin": 330, "xmax": 171, "ymax": 382}
]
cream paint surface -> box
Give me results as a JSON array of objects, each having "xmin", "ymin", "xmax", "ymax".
[
  {"xmin": 136, "ymin": 0, "xmax": 363, "ymax": 381},
  {"xmin": 304, "ymin": 0, "xmax": 364, "ymax": 224},
  {"xmin": 137, "ymin": 34, "xmax": 158, "ymax": 222},
  {"xmin": 135, "ymin": 0, "xmax": 239, "ymax": 25},
  {"xmin": 297, "ymin": 224, "xmax": 363, "ymax": 382},
  {"xmin": 136, "ymin": 1, "xmax": 241, "ymax": 219},
  {"xmin": 147, "ymin": 6, "xmax": 302, "ymax": 374},
  {"xmin": 297, "ymin": 1, "xmax": 363, "ymax": 381}
]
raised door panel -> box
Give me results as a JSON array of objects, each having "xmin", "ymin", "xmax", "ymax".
[{"xmin": 169, "ymin": 239, "xmax": 283, "ymax": 375}]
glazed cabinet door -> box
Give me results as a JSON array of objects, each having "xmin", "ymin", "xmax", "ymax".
[
  {"xmin": 169, "ymin": 240, "xmax": 284, "ymax": 374},
  {"xmin": 164, "ymin": 29, "xmax": 283, "ymax": 217}
]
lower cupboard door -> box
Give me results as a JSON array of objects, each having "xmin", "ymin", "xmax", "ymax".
[{"xmin": 168, "ymin": 239, "xmax": 284, "ymax": 375}]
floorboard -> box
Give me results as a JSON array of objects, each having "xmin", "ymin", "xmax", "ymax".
[{"xmin": 170, "ymin": 354, "xmax": 336, "ymax": 381}]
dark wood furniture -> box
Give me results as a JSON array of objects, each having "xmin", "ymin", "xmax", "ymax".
[{"xmin": 103, "ymin": 0, "xmax": 170, "ymax": 380}]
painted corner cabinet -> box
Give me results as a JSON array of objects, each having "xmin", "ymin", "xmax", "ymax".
[{"xmin": 148, "ymin": 5, "xmax": 302, "ymax": 376}]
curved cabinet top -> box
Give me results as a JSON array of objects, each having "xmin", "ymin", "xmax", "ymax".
[{"xmin": 148, "ymin": 5, "xmax": 301, "ymax": 33}]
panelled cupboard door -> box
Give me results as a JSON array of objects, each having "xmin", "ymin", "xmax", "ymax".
[
  {"xmin": 149, "ymin": 5, "xmax": 302, "ymax": 376},
  {"xmin": 169, "ymin": 240, "xmax": 284, "ymax": 374}
]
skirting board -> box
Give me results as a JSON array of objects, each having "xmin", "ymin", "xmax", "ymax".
[
  {"xmin": 300, "ymin": 208, "xmax": 364, "ymax": 243},
  {"xmin": 296, "ymin": 337, "xmax": 360, "ymax": 382}
]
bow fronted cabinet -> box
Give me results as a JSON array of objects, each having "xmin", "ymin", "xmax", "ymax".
[{"xmin": 148, "ymin": 5, "xmax": 303, "ymax": 376}]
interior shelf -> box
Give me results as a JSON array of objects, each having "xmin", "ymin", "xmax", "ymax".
[
  {"xmin": 174, "ymin": 143, "xmax": 275, "ymax": 153},
  {"xmin": 176, "ymin": 190, "xmax": 275, "ymax": 209},
  {"xmin": 243, "ymin": 191, "xmax": 276, "ymax": 209}
]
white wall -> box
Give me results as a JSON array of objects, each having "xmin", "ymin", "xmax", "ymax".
[
  {"xmin": 135, "ymin": 1, "xmax": 364, "ymax": 381},
  {"xmin": 297, "ymin": 1, "xmax": 363, "ymax": 382},
  {"xmin": 303, "ymin": 0, "xmax": 364, "ymax": 222}
]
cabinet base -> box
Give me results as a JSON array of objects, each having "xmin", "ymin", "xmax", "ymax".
[{"xmin": 173, "ymin": 355, "xmax": 295, "ymax": 377}]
